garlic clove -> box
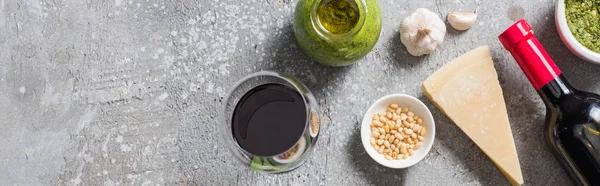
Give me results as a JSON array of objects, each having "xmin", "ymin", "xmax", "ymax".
[{"xmin": 447, "ymin": 10, "xmax": 478, "ymax": 31}]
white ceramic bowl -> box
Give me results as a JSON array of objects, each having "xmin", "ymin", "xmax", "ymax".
[
  {"xmin": 556, "ymin": 0, "xmax": 600, "ymax": 63},
  {"xmin": 360, "ymin": 94, "xmax": 435, "ymax": 169}
]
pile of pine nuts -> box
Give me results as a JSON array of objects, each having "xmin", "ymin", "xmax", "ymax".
[{"xmin": 370, "ymin": 104, "xmax": 427, "ymax": 160}]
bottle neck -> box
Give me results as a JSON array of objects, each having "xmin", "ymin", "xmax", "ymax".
[
  {"xmin": 507, "ymin": 35, "xmax": 563, "ymax": 90},
  {"xmin": 499, "ymin": 19, "xmax": 563, "ymax": 90},
  {"xmin": 537, "ymin": 75, "xmax": 574, "ymax": 105}
]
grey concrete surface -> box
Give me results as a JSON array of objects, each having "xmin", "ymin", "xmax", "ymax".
[{"xmin": 1, "ymin": 0, "xmax": 597, "ymax": 185}]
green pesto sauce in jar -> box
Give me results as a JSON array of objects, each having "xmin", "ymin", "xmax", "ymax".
[
  {"xmin": 565, "ymin": 0, "xmax": 600, "ymax": 53},
  {"xmin": 294, "ymin": 0, "xmax": 382, "ymax": 66},
  {"xmin": 317, "ymin": 0, "xmax": 360, "ymax": 34}
]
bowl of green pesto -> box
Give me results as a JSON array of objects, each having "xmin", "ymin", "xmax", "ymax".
[
  {"xmin": 294, "ymin": 0, "xmax": 382, "ymax": 67},
  {"xmin": 556, "ymin": 0, "xmax": 600, "ymax": 63}
]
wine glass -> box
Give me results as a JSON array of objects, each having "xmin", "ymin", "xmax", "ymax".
[{"xmin": 220, "ymin": 71, "xmax": 320, "ymax": 172}]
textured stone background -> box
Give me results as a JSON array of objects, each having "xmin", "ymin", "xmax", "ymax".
[{"xmin": 1, "ymin": 0, "xmax": 598, "ymax": 185}]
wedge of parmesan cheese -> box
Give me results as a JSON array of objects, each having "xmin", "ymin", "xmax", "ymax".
[{"xmin": 422, "ymin": 46, "xmax": 523, "ymax": 185}]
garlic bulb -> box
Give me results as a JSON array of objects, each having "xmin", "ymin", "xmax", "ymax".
[
  {"xmin": 448, "ymin": 10, "xmax": 478, "ymax": 30},
  {"xmin": 400, "ymin": 8, "xmax": 446, "ymax": 56}
]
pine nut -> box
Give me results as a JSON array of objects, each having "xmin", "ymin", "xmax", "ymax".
[
  {"xmin": 395, "ymin": 108, "xmax": 402, "ymax": 114},
  {"xmin": 377, "ymin": 139, "xmax": 384, "ymax": 145},
  {"xmin": 372, "ymin": 115, "xmax": 379, "ymax": 121},
  {"xmin": 399, "ymin": 114, "xmax": 408, "ymax": 121},
  {"xmin": 390, "ymin": 104, "xmax": 399, "ymax": 109},
  {"xmin": 370, "ymin": 137, "xmax": 376, "ymax": 145},
  {"xmin": 393, "ymin": 133, "xmax": 401, "ymax": 140},
  {"xmin": 392, "ymin": 113, "xmax": 398, "ymax": 121},
  {"xmin": 385, "ymin": 155, "xmax": 392, "ymax": 160},
  {"xmin": 372, "ymin": 131, "xmax": 380, "ymax": 138},
  {"xmin": 384, "ymin": 140, "xmax": 390, "ymax": 147},
  {"xmin": 386, "ymin": 112, "xmax": 393, "ymax": 119},
  {"xmin": 407, "ymin": 117, "xmax": 414, "ymax": 122},
  {"xmin": 403, "ymin": 153, "xmax": 409, "ymax": 159},
  {"xmin": 401, "ymin": 108, "xmax": 409, "ymax": 113},
  {"xmin": 379, "ymin": 116, "xmax": 387, "ymax": 123},
  {"xmin": 414, "ymin": 125, "xmax": 421, "ymax": 132},
  {"xmin": 386, "ymin": 107, "xmax": 394, "ymax": 113},
  {"xmin": 394, "ymin": 139, "xmax": 400, "ymax": 145},
  {"xmin": 394, "ymin": 148, "xmax": 400, "ymax": 154},
  {"xmin": 407, "ymin": 111, "xmax": 414, "ymax": 117},
  {"xmin": 418, "ymin": 136, "xmax": 424, "ymax": 141},
  {"xmin": 420, "ymin": 128, "xmax": 426, "ymax": 136},
  {"xmin": 378, "ymin": 148, "xmax": 384, "ymax": 154},
  {"xmin": 408, "ymin": 149, "xmax": 415, "ymax": 156},
  {"xmin": 389, "ymin": 135, "xmax": 395, "ymax": 142},
  {"xmin": 402, "ymin": 120, "xmax": 410, "ymax": 127},
  {"xmin": 411, "ymin": 133, "xmax": 417, "ymax": 139},
  {"xmin": 407, "ymin": 138, "xmax": 414, "ymax": 144},
  {"xmin": 373, "ymin": 120, "xmax": 383, "ymax": 127},
  {"xmin": 379, "ymin": 135, "xmax": 385, "ymax": 139},
  {"xmin": 405, "ymin": 129, "xmax": 414, "ymax": 135},
  {"xmin": 386, "ymin": 121, "xmax": 393, "ymax": 127},
  {"xmin": 379, "ymin": 128, "xmax": 385, "ymax": 135},
  {"xmin": 415, "ymin": 142, "xmax": 422, "ymax": 150},
  {"xmin": 390, "ymin": 130, "xmax": 397, "ymax": 134},
  {"xmin": 384, "ymin": 125, "xmax": 390, "ymax": 133},
  {"xmin": 417, "ymin": 118, "xmax": 423, "ymax": 125}
]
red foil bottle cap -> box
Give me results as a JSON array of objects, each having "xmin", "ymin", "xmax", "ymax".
[
  {"xmin": 498, "ymin": 19, "xmax": 562, "ymax": 90},
  {"xmin": 499, "ymin": 19, "xmax": 534, "ymax": 51}
]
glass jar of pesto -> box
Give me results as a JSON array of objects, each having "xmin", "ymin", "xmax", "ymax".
[{"xmin": 294, "ymin": 0, "xmax": 382, "ymax": 67}]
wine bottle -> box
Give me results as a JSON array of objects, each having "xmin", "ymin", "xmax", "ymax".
[{"xmin": 499, "ymin": 19, "xmax": 600, "ymax": 185}]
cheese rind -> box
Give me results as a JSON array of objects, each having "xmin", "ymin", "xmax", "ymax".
[{"xmin": 422, "ymin": 46, "xmax": 524, "ymax": 185}]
